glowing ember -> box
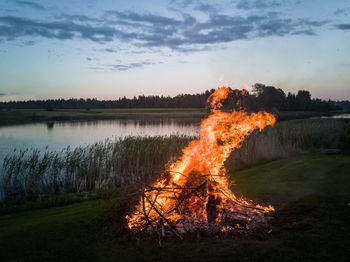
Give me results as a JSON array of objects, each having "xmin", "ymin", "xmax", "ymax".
[{"xmin": 126, "ymin": 87, "xmax": 276, "ymax": 237}]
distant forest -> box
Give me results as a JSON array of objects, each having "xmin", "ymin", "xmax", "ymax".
[{"xmin": 0, "ymin": 83, "xmax": 346, "ymax": 112}]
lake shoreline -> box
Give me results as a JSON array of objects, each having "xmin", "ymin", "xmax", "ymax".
[
  {"xmin": 0, "ymin": 108, "xmax": 348, "ymax": 127},
  {"xmin": 0, "ymin": 108, "xmax": 208, "ymax": 127}
]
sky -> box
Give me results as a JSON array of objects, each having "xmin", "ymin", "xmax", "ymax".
[{"xmin": 0, "ymin": 0, "xmax": 349, "ymax": 101}]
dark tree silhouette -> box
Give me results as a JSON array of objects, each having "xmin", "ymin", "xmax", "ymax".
[
  {"xmin": 296, "ymin": 90, "xmax": 312, "ymax": 111},
  {"xmin": 251, "ymin": 83, "xmax": 286, "ymax": 111},
  {"xmin": 0, "ymin": 84, "xmax": 342, "ymax": 112}
]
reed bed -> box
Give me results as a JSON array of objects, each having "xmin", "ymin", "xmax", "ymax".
[
  {"xmin": 227, "ymin": 118, "xmax": 350, "ymax": 170},
  {"xmin": 2, "ymin": 135, "xmax": 194, "ymax": 198},
  {"xmin": 2, "ymin": 118, "xmax": 349, "ymax": 199}
]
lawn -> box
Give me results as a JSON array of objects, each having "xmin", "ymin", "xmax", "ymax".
[{"xmin": 1, "ymin": 154, "xmax": 349, "ymax": 261}]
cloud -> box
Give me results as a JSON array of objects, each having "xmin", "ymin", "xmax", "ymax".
[
  {"xmin": 334, "ymin": 8, "xmax": 348, "ymax": 16},
  {"xmin": 23, "ymin": 40, "xmax": 35, "ymax": 45},
  {"xmin": 236, "ymin": 0, "xmax": 281, "ymax": 10},
  {"xmin": 171, "ymin": 45, "xmax": 215, "ymax": 53},
  {"xmin": 193, "ymin": 3, "xmax": 220, "ymax": 13},
  {"xmin": 108, "ymin": 61, "xmax": 157, "ymax": 71},
  {"xmin": 105, "ymin": 10, "xmax": 181, "ymax": 26},
  {"xmin": 292, "ymin": 29, "xmax": 316, "ymax": 36},
  {"xmin": 104, "ymin": 48, "xmax": 118, "ymax": 53},
  {"xmin": 1, "ymin": 9, "xmax": 15, "ymax": 13},
  {"xmin": 169, "ymin": 0, "xmax": 194, "ymax": 9},
  {"xmin": 0, "ymin": 9, "xmax": 329, "ymax": 53},
  {"xmin": 15, "ymin": 1, "xmax": 46, "ymax": 11},
  {"xmin": 92, "ymin": 60, "xmax": 166, "ymax": 71},
  {"xmin": 59, "ymin": 14, "xmax": 104, "ymax": 23},
  {"xmin": 169, "ymin": 1, "xmax": 221, "ymax": 14},
  {"xmin": 335, "ymin": 24, "xmax": 350, "ymax": 30},
  {"xmin": 0, "ymin": 15, "xmax": 134, "ymax": 42}
]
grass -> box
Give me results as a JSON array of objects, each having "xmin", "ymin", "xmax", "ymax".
[
  {"xmin": 0, "ymin": 108, "xmax": 207, "ymax": 126},
  {"xmin": 1, "ymin": 154, "xmax": 349, "ymax": 261},
  {"xmin": 0, "ymin": 200, "xmax": 104, "ymax": 261}
]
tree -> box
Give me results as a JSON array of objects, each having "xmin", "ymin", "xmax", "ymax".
[
  {"xmin": 252, "ymin": 83, "xmax": 286, "ymax": 111},
  {"xmin": 286, "ymin": 92, "xmax": 296, "ymax": 111},
  {"xmin": 45, "ymin": 104, "xmax": 54, "ymax": 111},
  {"xmin": 296, "ymin": 90, "xmax": 311, "ymax": 111}
]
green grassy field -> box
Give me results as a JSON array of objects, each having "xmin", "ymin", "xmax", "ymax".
[
  {"xmin": 0, "ymin": 108, "xmax": 208, "ymax": 126},
  {"xmin": 1, "ymin": 154, "xmax": 349, "ymax": 261}
]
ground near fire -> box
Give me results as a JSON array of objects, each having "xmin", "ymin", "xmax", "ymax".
[{"xmin": 1, "ymin": 87, "xmax": 349, "ymax": 261}]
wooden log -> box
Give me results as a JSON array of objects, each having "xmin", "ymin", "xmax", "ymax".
[
  {"xmin": 141, "ymin": 193, "xmax": 159, "ymax": 236},
  {"xmin": 166, "ymin": 181, "xmax": 207, "ymax": 215},
  {"xmin": 143, "ymin": 194, "xmax": 183, "ymax": 239}
]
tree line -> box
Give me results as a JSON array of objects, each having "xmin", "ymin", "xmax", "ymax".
[{"xmin": 0, "ymin": 83, "xmax": 343, "ymax": 112}]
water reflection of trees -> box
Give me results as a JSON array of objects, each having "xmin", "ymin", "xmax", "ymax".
[
  {"xmin": 51, "ymin": 118, "xmax": 201, "ymax": 128},
  {"xmin": 46, "ymin": 122, "xmax": 54, "ymax": 130}
]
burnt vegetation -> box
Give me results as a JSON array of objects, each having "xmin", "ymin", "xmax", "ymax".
[{"xmin": 0, "ymin": 83, "xmax": 342, "ymax": 112}]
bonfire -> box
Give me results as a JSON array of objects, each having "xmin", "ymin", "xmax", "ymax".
[{"xmin": 126, "ymin": 87, "xmax": 276, "ymax": 238}]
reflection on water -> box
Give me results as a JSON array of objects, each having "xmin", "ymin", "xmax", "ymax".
[
  {"xmin": 0, "ymin": 118, "xmax": 200, "ymax": 164},
  {"xmin": 53, "ymin": 118, "xmax": 201, "ymax": 128},
  {"xmin": 326, "ymin": 114, "xmax": 350, "ymax": 119},
  {"xmin": 311, "ymin": 114, "xmax": 350, "ymax": 119},
  {"xmin": 46, "ymin": 122, "xmax": 55, "ymax": 130}
]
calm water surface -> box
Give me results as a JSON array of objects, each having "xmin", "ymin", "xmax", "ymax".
[
  {"xmin": 0, "ymin": 118, "xmax": 200, "ymax": 163},
  {"xmin": 309, "ymin": 113, "xmax": 350, "ymax": 120},
  {"xmin": 319, "ymin": 113, "xmax": 350, "ymax": 119}
]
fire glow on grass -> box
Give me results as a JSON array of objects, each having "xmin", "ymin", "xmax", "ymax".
[{"xmin": 126, "ymin": 87, "xmax": 276, "ymax": 237}]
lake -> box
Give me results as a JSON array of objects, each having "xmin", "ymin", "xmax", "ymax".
[
  {"xmin": 2, "ymin": 114, "xmax": 349, "ymax": 163},
  {"xmin": 308, "ymin": 113, "xmax": 350, "ymax": 120},
  {"xmin": 0, "ymin": 118, "xmax": 200, "ymax": 164},
  {"xmin": 318, "ymin": 113, "xmax": 350, "ymax": 119}
]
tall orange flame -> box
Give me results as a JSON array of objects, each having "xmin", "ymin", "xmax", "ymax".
[
  {"xmin": 127, "ymin": 87, "xmax": 276, "ymax": 234},
  {"xmin": 207, "ymin": 86, "xmax": 230, "ymax": 110}
]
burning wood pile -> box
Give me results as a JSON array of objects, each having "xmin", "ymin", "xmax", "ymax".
[{"xmin": 126, "ymin": 87, "xmax": 276, "ymax": 239}]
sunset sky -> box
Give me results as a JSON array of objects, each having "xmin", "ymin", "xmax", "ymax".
[{"xmin": 0, "ymin": 0, "xmax": 349, "ymax": 101}]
